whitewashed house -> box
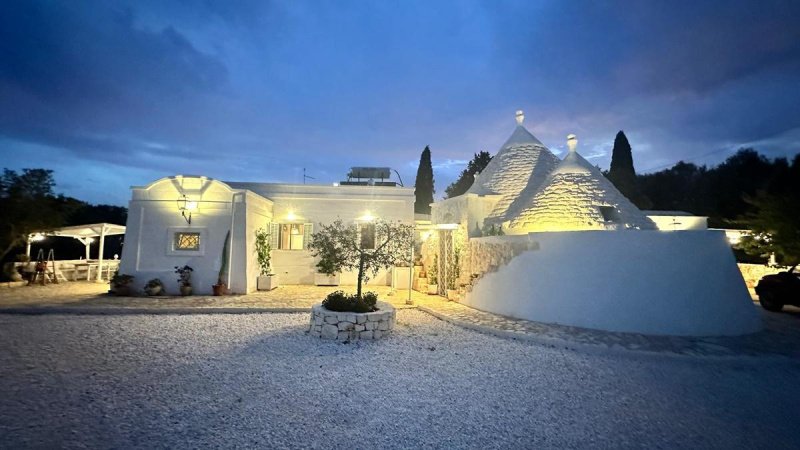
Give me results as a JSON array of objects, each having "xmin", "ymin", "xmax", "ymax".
[
  {"xmin": 118, "ymin": 174, "xmax": 414, "ymax": 294},
  {"xmin": 428, "ymin": 112, "xmax": 761, "ymax": 336}
]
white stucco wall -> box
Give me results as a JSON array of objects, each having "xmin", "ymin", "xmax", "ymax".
[
  {"xmin": 228, "ymin": 182, "xmax": 414, "ymax": 285},
  {"xmin": 646, "ymin": 214, "xmax": 708, "ymax": 231},
  {"xmin": 118, "ymin": 176, "xmax": 273, "ymax": 295},
  {"xmin": 463, "ymin": 230, "xmax": 762, "ymax": 336}
]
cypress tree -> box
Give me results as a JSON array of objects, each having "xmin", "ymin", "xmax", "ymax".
[
  {"xmin": 414, "ymin": 146, "xmax": 435, "ymax": 214},
  {"xmin": 607, "ymin": 131, "xmax": 651, "ymax": 209}
]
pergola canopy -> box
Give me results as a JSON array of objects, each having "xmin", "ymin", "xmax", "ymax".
[
  {"xmin": 27, "ymin": 223, "xmax": 126, "ymax": 282},
  {"xmin": 34, "ymin": 223, "xmax": 126, "ymax": 239}
]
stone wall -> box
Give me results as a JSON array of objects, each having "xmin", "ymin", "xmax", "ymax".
[
  {"xmin": 308, "ymin": 302, "xmax": 395, "ymax": 341},
  {"xmin": 738, "ymin": 263, "xmax": 784, "ymax": 295},
  {"xmin": 468, "ymin": 235, "xmax": 532, "ymax": 284}
]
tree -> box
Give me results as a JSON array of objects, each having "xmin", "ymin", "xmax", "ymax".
[
  {"xmin": 308, "ymin": 219, "xmax": 414, "ymax": 299},
  {"xmin": 737, "ymin": 154, "xmax": 800, "ymax": 265},
  {"xmin": 0, "ymin": 169, "xmax": 69, "ymax": 261},
  {"xmin": 414, "ymin": 146, "xmax": 434, "ymax": 214},
  {"xmin": 444, "ymin": 151, "xmax": 492, "ymax": 198},
  {"xmin": 606, "ymin": 131, "xmax": 651, "ymax": 209}
]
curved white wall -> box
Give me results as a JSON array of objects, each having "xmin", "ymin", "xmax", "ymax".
[{"xmin": 464, "ymin": 230, "xmax": 762, "ymax": 336}]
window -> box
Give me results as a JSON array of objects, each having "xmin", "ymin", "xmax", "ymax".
[
  {"xmin": 599, "ymin": 206, "xmax": 621, "ymax": 223},
  {"xmin": 279, "ymin": 223, "xmax": 306, "ymax": 250},
  {"xmin": 175, "ymin": 232, "xmax": 201, "ymax": 251},
  {"xmin": 359, "ymin": 223, "xmax": 376, "ymax": 249}
]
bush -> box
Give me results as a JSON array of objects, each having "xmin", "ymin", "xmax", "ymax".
[
  {"xmin": 110, "ymin": 271, "xmax": 134, "ymax": 287},
  {"xmin": 322, "ymin": 290, "xmax": 379, "ymax": 313}
]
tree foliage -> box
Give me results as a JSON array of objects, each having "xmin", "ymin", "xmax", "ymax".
[
  {"xmin": 736, "ymin": 154, "xmax": 800, "ymax": 265},
  {"xmin": 254, "ymin": 227, "xmax": 273, "ymax": 275},
  {"xmin": 0, "ymin": 169, "xmax": 69, "ymax": 261},
  {"xmin": 635, "ymin": 148, "xmax": 799, "ymax": 263},
  {"xmin": 606, "ymin": 131, "xmax": 651, "ymax": 209},
  {"xmin": 444, "ymin": 151, "xmax": 492, "ymax": 199},
  {"xmin": 308, "ymin": 219, "xmax": 414, "ymax": 299},
  {"xmin": 414, "ymin": 146, "xmax": 435, "ymax": 214}
]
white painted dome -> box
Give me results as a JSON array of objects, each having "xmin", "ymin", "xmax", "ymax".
[
  {"xmin": 507, "ymin": 135, "xmax": 656, "ymax": 232},
  {"xmin": 467, "ymin": 112, "xmax": 560, "ymax": 222}
]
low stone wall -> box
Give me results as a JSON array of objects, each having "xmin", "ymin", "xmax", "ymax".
[
  {"xmin": 309, "ymin": 301, "xmax": 395, "ymax": 341},
  {"xmin": 738, "ymin": 263, "xmax": 784, "ymax": 293},
  {"xmin": 468, "ymin": 235, "xmax": 532, "ymax": 284}
]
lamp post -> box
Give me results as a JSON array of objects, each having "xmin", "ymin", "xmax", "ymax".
[{"xmin": 407, "ymin": 243, "xmax": 414, "ymax": 305}]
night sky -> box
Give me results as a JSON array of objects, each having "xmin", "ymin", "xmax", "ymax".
[{"xmin": 2, "ymin": 0, "xmax": 799, "ymax": 205}]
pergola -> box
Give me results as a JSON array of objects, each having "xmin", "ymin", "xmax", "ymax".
[{"xmin": 26, "ymin": 223, "xmax": 126, "ymax": 282}]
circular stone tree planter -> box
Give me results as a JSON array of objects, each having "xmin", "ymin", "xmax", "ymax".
[{"xmin": 309, "ymin": 301, "xmax": 395, "ymax": 342}]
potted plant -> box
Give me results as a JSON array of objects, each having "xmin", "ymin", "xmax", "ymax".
[
  {"xmin": 427, "ymin": 254, "xmax": 439, "ymax": 295},
  {"xmin": 446, "ymin": 247, "xmax": 461, "ymax": 300},
  {"xmin": 255, "ymin": 228, "xmax": 278, "ymax": 290},
  {"xmin": 175, "ymin": 265, "xmax": 193, "ymax": 296},
  {"xmin": 213, "ymin": 231, "xmax": 230, "ymax": 296},
  {"xmin": 144, "ymin": 278, "xmax": 164, "ymax": 296},
  {"xmin": 110, "ymin": 271, "xmax": 134, "ymax": 296}
]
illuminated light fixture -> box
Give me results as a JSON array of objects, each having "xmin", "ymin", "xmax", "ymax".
[
  {"xmin": 286, "ymin": 211, "xmax": 297, "ymax": 221},
  {"xmin": 359, "ymin": 212, "xmax": 375, "ymax": 222},
  {"xmin": 435, "ymin": 224, "xmax": 458, "ymax": 230},
  {"xmin": 177, "ymin": 194, "xmax": 197, "ymax": 225},
  {"xmin": 30, "ymin": 233, "xmax": 45, "ymax": 242}
]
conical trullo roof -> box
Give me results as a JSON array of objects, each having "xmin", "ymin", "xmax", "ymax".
[
  {"xmin": 507, "ymin": 135, "xmax": 656, "ymax": 232},
  {"xmin": 467, "ymin": 111, "xmax": 560, "ymax": 223}
]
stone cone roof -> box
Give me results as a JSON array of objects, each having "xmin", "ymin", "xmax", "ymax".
[
  {"xmin": 507, "ymin": 149, "xmax": 656, "ymax": 232},
  {"xmin": 467, "ymin": 115, "xmax": 560, "ymax": 223}
]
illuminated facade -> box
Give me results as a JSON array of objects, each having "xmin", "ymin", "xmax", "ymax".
[{"xmin": 119, "ymin": 176, "xmax": 414, "ymax": 294}]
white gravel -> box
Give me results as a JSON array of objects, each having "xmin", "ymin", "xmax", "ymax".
[{"xmin": 0, "ymin": 310, "xmax": 798, "ymax": 449}]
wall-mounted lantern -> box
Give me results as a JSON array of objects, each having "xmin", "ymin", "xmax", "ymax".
[{"xmin": 177, "ymin": 195, "xmax": 198, "ymax": 225}]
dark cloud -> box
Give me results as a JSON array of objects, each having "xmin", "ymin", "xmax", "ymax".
[{"xmin": 0, "ymin": 0, "xmax": 798, "ymax": 204}]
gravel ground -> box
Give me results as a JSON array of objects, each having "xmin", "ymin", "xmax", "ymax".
[{"xmin": 1, "ymin": 311, "xmax": 798, "ymax": 449}]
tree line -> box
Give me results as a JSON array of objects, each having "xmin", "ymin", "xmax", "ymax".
[{"xmin": 0, "ymin": 168, "xmax": 127, "ymax": 263}]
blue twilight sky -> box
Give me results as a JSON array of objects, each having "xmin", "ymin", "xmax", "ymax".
[{"xmin": 1, "ymin": 0, "xmax": 799, "ymax": 205}]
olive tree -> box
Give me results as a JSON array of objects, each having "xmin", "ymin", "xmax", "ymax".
[{"xmin": 308, "ymin": 219, "xmax": 414, "ymax": 299}]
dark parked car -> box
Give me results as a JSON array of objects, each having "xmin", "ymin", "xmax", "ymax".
[{"xmin": 755, "ymin": 265, "xmax": 800, "ymax": 312}]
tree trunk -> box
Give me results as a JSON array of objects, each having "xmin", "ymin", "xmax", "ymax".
[{"xmin": 357, "ymin": 251, "xmax": 365, "ymax": 299}]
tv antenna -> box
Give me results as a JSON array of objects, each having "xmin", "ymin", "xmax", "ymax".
[{"xmin": 303, "ymin": 168, "xmax": 316, "ymax": 184}]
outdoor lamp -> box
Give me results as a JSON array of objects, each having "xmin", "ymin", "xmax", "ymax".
[
  {"xmin": 177, "ymin": 195, "xmax": 197, "ymax": 224},
  {"xmin": 30, "ymin": 233, "xmax": 45, "ymax": 242}
]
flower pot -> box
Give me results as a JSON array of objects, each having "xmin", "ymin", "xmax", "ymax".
[
  {"xmin": 314, "ymin": 273, "xmax": 340, "ymax": 286},
  {"xmin": 257, "ymin": 274, "xmax": 279, "ymax": 291},
  {"xmin": 180, "ymin": 285, "xmax": 193, "ymax": 296},
  {"xmin": 446, "ymin": 289, "xmax": 458, "ymax": 301},
  {"xmin": 427, "ymin": 284, "xmax": 438, "ymax": 295},
  {"xmin": 144, "ymin": 285, "xmax": 162, "ymax": 296},
  {"xmin": 391, "ymin": 267, "xmax": 412, "ymax": 290},
  {"xmin": 414, "ymin": 277, "xmax": 428, "ymax": 292},
  {"xmin": 113, "ymin": 285, "xmax": 132, "ymax": 296},
  {"xmin": 212, "ymin": 283, "xmax": 226, "ymax": 296}
]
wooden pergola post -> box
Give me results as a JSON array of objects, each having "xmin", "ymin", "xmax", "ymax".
[{"xmin": 95, "ymin": 225, "xmax": 106, "ymax": 283}]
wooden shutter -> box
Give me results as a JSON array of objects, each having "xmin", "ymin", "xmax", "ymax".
[
  {"xmin": 269, "ymin": 223, "xmax": 280, "ymax": 250},
  {"xmin": 303, "ymin": 223, "xmax": 313, "ymax": 250}
]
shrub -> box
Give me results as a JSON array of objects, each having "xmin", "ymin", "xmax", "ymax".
[
  {"xmin": 110, "ymin": 271, "xmax": 134, "ymax": 287},
  {"xmin": 174, "ymin": 265, "xmax": 193, "ymax": 287},
  {"xmin": 144, "ymin": 278, "xmax": 164, "ymax": 290},
  {"xmin": 322, "ymin": 290, "xmax": 379, "ymax": 313}
]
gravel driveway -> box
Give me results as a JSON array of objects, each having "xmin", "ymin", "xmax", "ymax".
[{"xmin": 1, "ymin": 310, "xmax": 798, "ymax": 449}]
